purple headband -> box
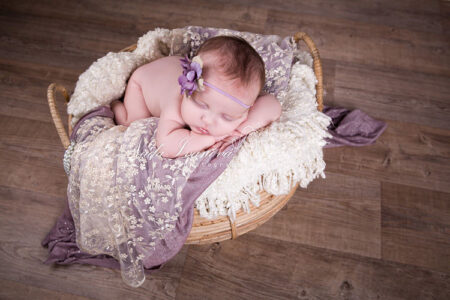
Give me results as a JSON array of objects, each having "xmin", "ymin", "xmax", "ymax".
[{"xmin": 178, "ymin": 55, "xmax": 251, "ymax": 109}]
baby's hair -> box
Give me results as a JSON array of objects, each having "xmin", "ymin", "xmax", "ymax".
[{"xmin": 196, "ymin": 35, "xmax": 266, "ymax": 93}]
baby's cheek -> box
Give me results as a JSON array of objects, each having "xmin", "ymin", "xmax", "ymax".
[
  {"xmin": 221, "ymin": 122, "xmax": 240, "ymax": 136},
  {"xmin": 180, "ymin": 100, "xmax": 195, "ymax": 122}
]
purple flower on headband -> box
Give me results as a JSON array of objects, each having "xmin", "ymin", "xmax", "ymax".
[{"xmin": 178, "ymin": 55, "xmax": 203, "ymax": 96}]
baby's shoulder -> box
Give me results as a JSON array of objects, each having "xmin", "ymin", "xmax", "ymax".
[
  {"xmin": 132, "ymin": 55, "xmax": 184, "ymax": 118},
  {"xmin": 132, "ymin": 56, "xmax": 183, "ymax": 100},
  {"xmin": 133, "ymin": 55, "xmax": 183, "ymax": 79},
  {"xmin": 158, "ymin": 104, "xmax": 185, "ymax": 133}
]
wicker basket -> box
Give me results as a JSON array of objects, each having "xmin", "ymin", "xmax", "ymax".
[{"xmin": 47, "ymin": 31, "xmax": 323, "ymax": 245}]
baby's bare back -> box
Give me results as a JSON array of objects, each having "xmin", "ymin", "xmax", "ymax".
[{"xmin": 132, "ymin": 55, "xmax": 185, "ymax": 123}]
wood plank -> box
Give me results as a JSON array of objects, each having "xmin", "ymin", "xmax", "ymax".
[
  {"xmin": 320, "ymin": 58, "xmax": 337, "ymax": 105},
  {"xmin": 0, "ymin": 185, "xmax": 188, "ymax": 299},
  {"xmin": 441, "ymin": 1, "xmax": 450, "ymax": 36},
  {"xmin": 0, "ymin": 115, "xmax": 67, "ymax": 189},
  {"xmin": 0, "ymin": 58, "xmax": 80, "ymax": 124},
  {"xmin": 0, "ymin": 185, "xmax": 68, "ymax": 234},
  {"xmin": 177, "ymin": 233, "xmax": 450, "ymax": 299},
  {"xmin": 0, "ymin": 3, "xmax": 139, "ymax": 67},
  {"xmin": 0, "ymin": 49, "xmax": 77, "ymax": 126},
  {"xmin": 0, "ymin": 97, "xmax": 64, "ymax": 126},
  {"xmin": 0, "ymin": 147, "xmax": 67, "ymax": 197},
  {"xmin": 324, "ymin": 119, "xmax": 450, "ymax": 193},
  {"xmin": 0, "ymin": 59, "xmax": 77, "ymax": 102},
  {"xmin": 265, "ymin": 8, "xmax": 450, "ymax": 77},
  {"xmin": 0, "ymin": 278, "xmax": 89, "ymax": 300},
  {"xmin": 0, "ymin": 0, "xmax": 269, "ymax": 69},
  {"xmin": 332, "ymin": 61, "xmax": 450, "ymax": 130},
  {"xmin": 252, "ymin": 172, "xmax": 381, "ymax": 259},
  {"xmin": 212, "ymin": 0, "xmax": 444, "ymax": 34},
  {"xmin": 381, "ymin": 182, "xmax": 450, "ymax": 273}
]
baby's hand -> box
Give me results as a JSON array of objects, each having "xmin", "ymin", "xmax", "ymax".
[
  {"xmin": 207, "ymin": 134, "xmax": 228, "ymax": 151},
  {"xmin": 213, "ymin": 134, "xmax": 229, "ymax": 142},
  {"xmin": 208, "ymin": 130, "xmax": 244, "ymax": 153}
]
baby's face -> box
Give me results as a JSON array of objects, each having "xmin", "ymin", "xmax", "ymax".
[{"xmin": 180, "ymin": 67, "xmax": 260, "ymax": 137}]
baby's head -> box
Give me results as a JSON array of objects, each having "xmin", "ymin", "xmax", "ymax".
[{"xmin": 180, "ymin": 35, "xmax": 265, "ymax": 137}]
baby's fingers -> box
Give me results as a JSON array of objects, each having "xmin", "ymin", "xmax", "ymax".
[
  {"xmin": 218, "ymin": 137, "xmax": 241, "ymax": 152},
  {"xmin": 218, "ymin": 141, "xmax": 232, "ymax": 153},
  {"xmin": 209, "ymin": 141, "xmax": 223, "ymax": 150},
  {"xmin": 218, "ymin": 145, "xmax": 227, "ymax": 153}
]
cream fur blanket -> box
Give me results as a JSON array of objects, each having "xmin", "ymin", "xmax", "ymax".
[{"xmin": 67, "ymin": 27, "xmax": 331, "ymax": 223}]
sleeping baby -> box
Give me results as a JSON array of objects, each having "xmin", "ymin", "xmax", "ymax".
[{"xmin": 111, "ymin": 35, "xmax": 282, "ymax": 158}]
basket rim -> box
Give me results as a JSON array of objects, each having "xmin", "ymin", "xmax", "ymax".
[{"xmin": 46, "ymin": 30, "xmax": 323, "ymax": 243}]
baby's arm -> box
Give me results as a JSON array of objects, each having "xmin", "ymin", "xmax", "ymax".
[
  {"xmin": 111, "ymin": 71, "xmax": 152, "ymax": 126},
  {"xmin": 156, "ymin": 115, "xmax": 219, "ymax": 159},
  {"xmin": 235, "ymin": 93, "xmax": 282, "ymax": 135},
  {"xmin": 208, "ymin": 93, "xmax": 281, "ymax": 152}
]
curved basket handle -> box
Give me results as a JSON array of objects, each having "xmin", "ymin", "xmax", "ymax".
[
  {"xmin": 293, "ymin": 32, "xmax": 324, "ymax": 112},
  {"xmin": 120, "ymin": 44, "xmax": 137, "ymax": 52},
  {"xmin": 47, "ymin": 83, "xmax": 72, "ymax": 149}
]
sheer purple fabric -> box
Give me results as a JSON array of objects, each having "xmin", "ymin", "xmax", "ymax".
[
  {"xmin": 323, "ymin": 105, "xmax": 387, "ymax": 148},
  {"xmin": 42, "ymin": 105, "xmax": 247, "ymax": 276},
  {"xmin": 42, "ymin": 105, "xmax": 387, "ymax": 273}
]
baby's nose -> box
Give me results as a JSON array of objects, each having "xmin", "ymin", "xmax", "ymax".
[{"xmin": 201, "ymin": 113, "xmax": 214, "ymax": 126}]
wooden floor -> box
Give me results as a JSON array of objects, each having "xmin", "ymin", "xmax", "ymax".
[{"xmin": 1, "ymin": 0, "xmax": 449, "ymax": 299}]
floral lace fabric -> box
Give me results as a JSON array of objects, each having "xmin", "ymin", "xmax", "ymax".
[{"xmin": 67, "ymin": 108, "xmax": 241, "ymax": 287}]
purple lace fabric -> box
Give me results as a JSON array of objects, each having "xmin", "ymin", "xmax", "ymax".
[
  {"xmin": 42, "ymin": 105, "xmax": 247, "ymax": 287},
  {"xmin": 41, "ymin": 105, "xmax": 387, "ymax": 278}
]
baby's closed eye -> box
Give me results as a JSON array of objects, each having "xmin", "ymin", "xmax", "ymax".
[{"xmin": 222, "ymin": 114, "xmax": 235, "ymax": 121}]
